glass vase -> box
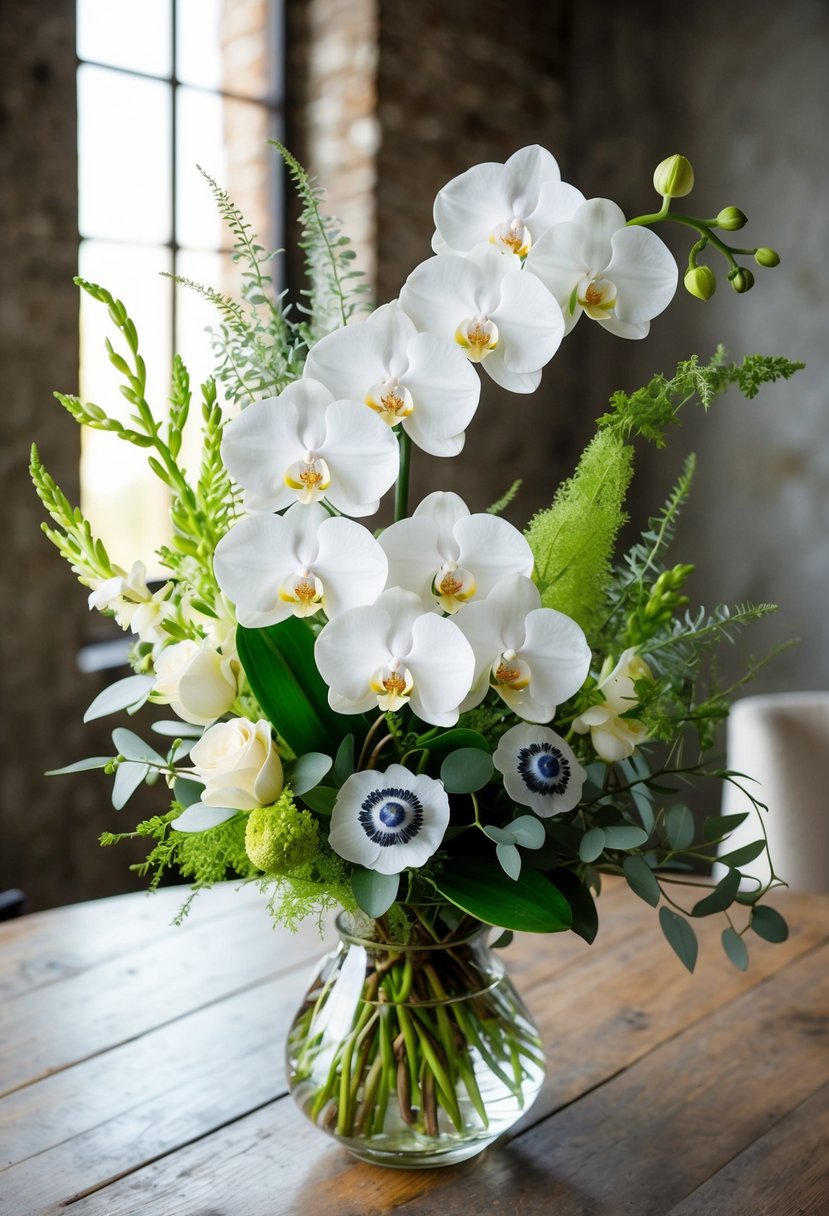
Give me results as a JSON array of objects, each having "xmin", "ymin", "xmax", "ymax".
[{"xmin": 286, "ymin": 908, "xmax": 545, "ymax": 1168}]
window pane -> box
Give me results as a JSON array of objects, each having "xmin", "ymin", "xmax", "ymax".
[
  {"xmin": 177, "ymin": 88, "xmax": 276, "ymax": 250},
  {"xmin": 78, "ymin": 65, "xmax": 172, "ymax": 243},
  {"xmin": 79, "ymin": 241, "xmax": 173, "ymax": 573},
  {"xmin": 177, "ymin": 0, "xmax": 279, "ymax": 101},
  {"xmin": 77, "ymin": 0, "xmax": 172, "ymax": 77}
]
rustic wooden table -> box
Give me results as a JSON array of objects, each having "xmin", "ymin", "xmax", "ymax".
[{"xmin": 1, "ymin": 877, "xmax": 827, "ymax": 1215}]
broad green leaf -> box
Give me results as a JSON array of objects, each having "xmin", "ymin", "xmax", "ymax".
[
  {"xmin": 721, "ymin": 926, "xmax": 749, "ymax": 970},
  {"xmin": 332, "ymin": 734, "xmax": 355, "ymax": 785},
  {"xmin": 717, "ymin": 839, "xmax": 766, "ymax": 869},
  {"xmin": 287, "ymin": 752, "xmax": 332, "ymax": 796},
  {"xmin": 496, "ymin": 843, "xmax": 521, "ymax": 879},
  {"xmin": 623, "ymin": 854, "xmax": 660, "ymax": 907},
  {"xmin": 489, "ymin": 930, "xmax": 514, "ymax": 949},
  {"xmin": 750, "ymin": 905, "xmax": 789, "ymax": 943},
  {"xmin": 659, "ymin": 907, "xmax": 698, "ymax": 973},
  {"xmin": 509, "ymin": 815, "xmax": 546, "ymax": 849},
  {"xmin": 300, "ymin": 786, "xmax": 337, "ymax": 815},
  {"xmin": 416, "ymin": 728, "xmax": 490, "ymax": 755},
  {"xmin": 703, "ymin": 811, "xmax": 749, "ymax": 842},
  {"xmin": 440, "ymin": 747, "xmax": 494, "ymax": 794},
  {"xmin": 112, "ymin": 760, "xmax": 150, "ymax": 809},
  {"xmin": 433, "ymin": 857, "xmax": 572, "ymax": 933},
  {"xmin": 46, "ymin": 756, "xmax": 112, "ymax": 776},
  {"xmin": 603, "ymin": 824, "xmax": 650, "ymax": 850},
  {"xmin": 579, "ymin": 826, "xmax": 606, "ymax": 863},
  {"xmin": 173, "ymin": 777, "xmax": 203, "ymax": 808},
  {"xmin": 552, "ymin": 869, "xmax": 599, "ymax": 944},
  {"xmin": 351, "ymin": 868, "xmax": 399, "ymax": 918},
  {"xmin": 83, "ymin": 674, "xmax": 154, "ymax": 723},
  {"xmin": 111, "ymin": 728, "xmax": 166, "ymax": 766},
  {"xmin": 666, "ymin": 804, "xmax": 695, "ymax": 851},
  {"xmin": 691, "ymin": 868, "xmax": 741, "ymax": 917}
]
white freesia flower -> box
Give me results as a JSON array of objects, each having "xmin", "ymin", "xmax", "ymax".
[
  {"xmin": 329, "ymin": 765, "xmax": 450, "ymax": 875},
  {"xmin": 399, "ymin": 245, "xmax": 564, "ymax": 393},
  {"xmin": 153, "ymin": 639, "xmax": 238, "ymax": 726},
  {"xmin": 433, "ymin": 144, "xmax": 584, "ymax": 258},
  {"xmin": 314, "ymin": 587, "xmax": 475, "ymax": 727},
  {"xmin": 572, "ymin": 647, "xmax": 653, "ymax": 761},
  {"xmin": 190, "ymin": 718, "xmax": 283, "ymax": 810},
  {"xmin": 379, "ymin": 491, "xmax": 533, "ymax": 614},
  {"xmin": 493, "ymin": 723, "xmax": 586, "ymax": 817},
  {"xmin": 456, "ymin": 574, "xmax": 591, "ymax": 721},
  {"xmin": 525, "ymin": 197, "xmax": 678, "ymax": 339},
  {"xmin": 220, "ymin": 378, "xmax": 399, "ymax": 517},
  {"xmin": 88, "ymin": 560, "xmax": 171, "ymax": 643},
  {"xmin": 303, "ymin": 301, "xmax": 481, "ymax": 458}
]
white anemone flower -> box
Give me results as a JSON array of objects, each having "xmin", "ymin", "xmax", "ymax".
[
  {"xmin": 303, "ymin": 301, "xmax": 481, "ymax": 458},
  {"xmin": 433, "ymin": 144, "xmax": 585, "ymax": 258},
  {"xmin": 220, "ymin": 378, "xmax": 399, "ymax": 517},
  {"xmin": 399, "ymin": 245, "xmax": 564, "ymax": 394},
  {"xmin": 525, "ymin": 197, "xmax": 678, "ymax": 339},
  {"xmin": 456, "ymin": 574, "xmax": 591, "ymax": 722},
  {"xmin": 213, "ymin": 502, "xmax": 388, "ymax": 627},
  {"xmin": 572, "ymin": 647, "xmax": 653, "ymax": 761},
  {"xmin": 314, "ymin": 587, "xmax": 475, "ymax": 727},
  {"xmin": 493, "ymin": 723, "xmax": 586, "ymax": 817},
  {"xmin": 329, "ymin": 765, "xmax": 450, "ymax": 875},
  {"xmin": 379, "ymin": 491, "xmax": 533, "ymax": 614}
]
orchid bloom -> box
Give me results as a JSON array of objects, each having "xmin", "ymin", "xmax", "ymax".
[
  {"xmin": 399, "ymin": 245, "xmax": 564, "ymax": 394},
  {"xmin": 572, "ymin": 647, "xmax": 653, "ymax": 761},
  {"xmin": 432, "ymin": 144, "xmax": 585, "ymax": 258},
  {"xmin": 328, "ymin": 765, "xmax": 451, "ymax": 875},
  {"xmin": 213, "ymin": 502, "xmax": 388, "ymax": 627},
  {"xmin": 455, "ymin": 574, "xmax": 591, "ymax": 721},
  {"xmin": 220, "ymin": 378, "xmax": 399, "ymax": 518},
  {"xmin": 314, "ymin": 587, "xmax": 475, "ymax": 727},
  {"xmin": 525, "ymin": 198, "xmax": 678, "ymax": 339},
  {"xmin": 303, "ymin": 301, "xmax": 481, "ymax": 458},
  {"xmin": 379, "ymin": 491, "xmax": 533, "ymax": 614}
]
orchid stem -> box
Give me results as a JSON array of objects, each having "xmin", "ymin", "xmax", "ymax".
[{"xmin": 395, "ymin": 429, "xmax": 412, "ymax": 523}]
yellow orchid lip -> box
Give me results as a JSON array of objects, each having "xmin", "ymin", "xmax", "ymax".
[
  {"xmin": 370, "ymin": 662, "xmax": 415, "ymax": 711},
  {"xmin": 455, "ymin": 314, "xmax": 499, "ymax": 362},
  {"xmin": 577, "ymin": 275, "xmax": 617, "ymax": 319},
  {"xmin": 284, "ymin": 453, "xmax": 332, "ymax": 503},
  {"xmin": 366, "ymin": 378, "xmax": 415, "ymax": 425}
]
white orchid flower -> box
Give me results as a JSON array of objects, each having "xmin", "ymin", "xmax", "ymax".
[
  {"xmin": 525, "ymin": 198, "xmax": 678, "ymax": 339},
  {"xmin": 572, "ymin": 647, "xmax": 653, "ymax": 761},
  {"xmin": 220, "ymin": 378, "xmax": 399, "ymax": 518},
  {"xmin": 328, "ymin": 765, "xmax": 451, "ymax": 875},
  {"xmin": 314, "ymin": 586, "xmax": 475, "ymax": 727},
  {"xmin": 213, "ymin": 502, "xmax": 388, "ymax": 627},
  {"xmin": 379, "ymin": 491, "xmax": 533, "ymax": 614},
  {"xmin": 433, "ymin": 144, "xmax": 585, "ymax": 258},
  {"xmin": 455, "ymin": 574, "xmax": 591, "ymax": 721},
  {"xmin": 303, "ymin": 301, "xmax": 481, "ymax": 458},
  {"xmin": 493, "ymin": 723, "xmax": 586, "ymax": 817},
  {"xmin": 399, "ymin": 245, "xmax": 564, "ymax": 394}
]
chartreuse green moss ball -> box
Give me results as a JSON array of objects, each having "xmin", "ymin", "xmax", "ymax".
[{"xmin": 245, "ymin": 791, "xmax": 320, "ymax": 874}]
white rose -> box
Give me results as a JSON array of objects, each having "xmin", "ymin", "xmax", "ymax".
[
  {"xmin": 190, "ymin": 718, "xmax": 283, "ymax": 809},
  {"xmin": 153, "ymin": 640, "xmax": 238, "ymax": 726},
  {"xmin": 572, "ymin": 647, "xmax": 653, "ymax": 762}
]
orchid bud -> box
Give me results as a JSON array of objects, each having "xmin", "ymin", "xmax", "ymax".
[
  {"xmin": 653, "ymin": 154, "xmax": 695, "ymax": 199},
  {"xmin": 716, "ymin": 206, "xmax": 747, "ymax": 231},
  {"xmin": 730, "ymin": 268, "xmax": 755, "ymax": 294},
  {"xmin": 684, "ymin": 266, "xmax": 717, "ymax": 300},
  {"xmin": 754, "ymin": 247, "xmax": 781, "ymax": 268}
]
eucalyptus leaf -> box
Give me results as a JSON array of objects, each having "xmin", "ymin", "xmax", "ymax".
[
  {"xmin": 666, "ymin": 804, "xmax": 695, "ymax": 851},
  {"xmin": 111, "ymin": 728, "xmax": 166, "ymax": 766},
  {"xmin": 750, "ymin": 905, "xmax": 789, "ymax": 943},
  {"xmin": 288, "ymin": 752, "xmax": 333, "ymax": 796},
  {"xmin": 703, "ymin": 811, "xmax": 749, "ymax": 842},
  {"xmin": 300, "ymin": 786, "xmax": 337, "ymax": 815},
  {"xmin": 112, "ymin": 760, "xmax": 150, "ymax": 810},
  {"xmin": 721, "ymin": 926, "xmax": 749, "ymax": 970},
  {"xmin": 173, "ymin": 778, "xmax": 204, "ymax": 809},
  {"xmin": 579, "ymin": 826, "xmax": 606, "ymax": 863},
  {"xmin": 717, "ymin": 839, "xmax": 766, "ymax": 869},
  {"xmin": 659, "ymin": 906, "xmax": 698, "ymax": 973},
  {"xmin": 151, "ymin": 720, "xmax": 204, "ymax": 738},
  {"xmin": 509, "ymin": 816, "xmax": 546, "ymax": 849},
  {"xmin": 483, "ymin": 824, "xmax": 516, "ymax": 845},
  {"xmin": 46, "ymin": 756, "xmax": 112, "ymax": 776},
  {"xmin": 632, "ymin": 788, "xmax": 655, "ymax": 834},
  {"xmin": 691, "ymin": 868, "xmax": 741, "ymax": 917},
  {"xmin": 416, "ymin": 728, "xmax": 490, "ymax": 755},
  {"xmin": 351, "ymin": 868, "xmax": 399, "ymax": 918},
  {"xmin": 623, "ymin": 854, "xmax": 660, "ymax": 907},
  {"xmin": 171, "ymin": 802, "xmax": 238, "ymax": 832},
  {"xmin": 433, "ymin": 858, "xmax": 572, "ymax": 933},
  {"xmin": 83, "ymin": 674, "xmax": 154, "ymax": 723},
  {"xmin": 440, "ymin": 747, "xmax": 494, "ymax": 794},
  {"xmin": 496, "ymin": 843, "xmax": 521, "ymax": 880},
  {"xmin": 603, "ymin": 824, "xmax": 650, "ymax": 850}
]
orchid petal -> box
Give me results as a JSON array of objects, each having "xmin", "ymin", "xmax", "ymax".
[
  {"xmin": 379, "ymin": 516, "xmax": 443, "ymax": 602},
  {"xmin": 400, "ymin": 253, "xmax": 487, "ymax": 343},
  {"xmin": 314, "ymin": 516, "xmax": 388, "ymax": 618},
  {"xmin": 605, "ymin": 226, "xmax": 678, "ymax": 323},
  {"xmin": 521, "ymin": 607, "xmax": 592, "ymax": 708},
  {"xmin": 493, "ymin": 269, "xmax": 564, "ymax": 372},
  {"xmin": 407, "ymin": 613, "xmax": 475, "ymax": 727},
  {"xmin": 318, "ymin": 398, "xmax": 400, "ymax": 514},
  {"xmin": 314, "ymin": 605, "xmax": 393, "ymax": 703},
  {"xmin": 434, "ymin": 160, "xmax": 518, "ymax": 253},
  {"xmin": 400, "ymin": 331, "xmax": 481, "ymax": 442},
  {"xmin": 303, "ymin": 319, "xmax": 389, "ymax": 399},
  {"xmin": 573, "ymin": 198, "xmax": 628, "ymax": 274},
  {"xmin": 453, "ymin": 513, "xmax": 535, "ymax": 595}
]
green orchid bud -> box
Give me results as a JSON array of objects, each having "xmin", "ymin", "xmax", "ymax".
[
  {"xmin": 684, "ymin": 265, "xmax": 717, "ymax": 301},
  {"xmin": 730, "ymin": 268, "xmax": 755, "ymax": 294},
  {"xmin": 754, "ymin": 247, "xmax": 781, "ymax": 268},
  {"xmin": 716, "ymin": 206, "xmax": 748, "ymax": 231},
  {"xmin": 653, "ymin": 154, "xmax": 695, "ymax": 199}
]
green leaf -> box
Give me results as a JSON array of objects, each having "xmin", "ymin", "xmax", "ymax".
[
  {"xmin": 489, "ymin": 930, "xmax": 514, "ymax": 949},
  {"xmin": 483, "ymin": 825, "xmax": 515, "ymax": 845},
  {"xmin": 84, "ymin": 675, "xmax": 154, "ymax": 722},
  {"xmin": 509, "ymin": 816, "xmax": 546, "ymax": 849},
  {"xmin": 151, "ymin": 720, "xmax": 204, "ymax": 738},
  {"xmin": 300, "ymin": 786, "xmax": 337, "ymax": 815},
  {"xmin": 750, "ymin": 905, "xmax": 789, "ymax": 943},
  {"xmin": 416, "ymin": 728, "xmax": 490, "ymax": 755},
  {"xmin": 496, "ymin": 843, "xmax": 522, "ymax": 879},
  {"xmin": 717, "ymin": 839, "xmax": 766, "ymax": 869},
  {"xmin": 111, "ymin": 728, "xmax": 166, "ymax": 765},
  {"xmin": 287, "ymin": 752, "xmax": 332, "ymax": 797},
  {"xmin": 332, "ymin": 734, "xmax": 355, "ymax": 785},
  {"xmin": 703, "ymin": 812, "xmax": 749, "ymax": 842},
  {"xmin": 659, "ymin": 907, "xmax": 698, "ymax": 973},
  {"xmin": 579, "ymin": 826, "xmax": 606, "ymax": 863},
  {"xmin": 552, "ymin": 869, "xmax": 599, "ymax": 944},
  {"xmin": 666, "ymin": 804, "xmax": 695, "ymax": 851},
  {"xmin": 603, "ymin": 824, "xmax": 650, "ymax": 850},
  {"xmin": 721, "ymin": 927, "xmax": 749, "ymax": 971},
  {"xmin": 623, "ymin": 854, "xmax": 661, "ymax": 907},
  {"xmin": 433, "ymin": 857, "xmax": 572, "ymax": 933},
  {"xmin": 440, "ymin": 747, "xmax": 494, "ymax": 794},
  {"xmin": 691, "ymin": 869, "xmax": 741, "ymax": 917},
  {"xmin": 112, "ymin": 760, "xmax": 150, "ymax": 809},
  {"xmin": 173, "ymin": 778, "xmax": 203, "ymax": 808},
  {"xmin": 46, "ymin": 756, "xmax": 112, "ymax": 776},
  {"xmin": 351, "ymin": 868, "xmax": 399, "ymax": 918}
]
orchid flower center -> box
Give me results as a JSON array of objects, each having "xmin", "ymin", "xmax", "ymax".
[
  {"xmin": 576, "ymin": 275, "xmax": 618, "ymax": 320},
  {"xmin": 370, "ymin": 660, "xmax": 414, "ymax": 711},
  {"xmin": 366, "ymin": 377, "xmax": 415, "ymax": 426},
  {"xmin": 517, "ymin": 741, "xmax": 572, "ymax": 797},
  {"xmin": 278, "ymin": 567, "xmax": 325, "ymax": 617},
  {"xmin": 284, "ymin": 451, "xmax": 332, "ymax": 504},
  {"xmin": 431, "ymin": 561, "xmax": 477, "ymax": 614},
  {"xmin": 492, "ymin": 216, "xmax": 531, "ymax": 258},
  {"xmin": 455, "ymin": 313, "xmax": 499, "ymax": 362},
  {"xmin": 491, "ymin": 649, "xmax": 531, "ymax": 691},
  {"xmin": 358, "ymin": 785, "xmax": 424, "ymax": 846}
]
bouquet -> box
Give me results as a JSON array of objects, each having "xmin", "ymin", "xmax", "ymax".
[{"xmin": 31, "ymin": 144, "xmax": 801, "ymax": 1161}]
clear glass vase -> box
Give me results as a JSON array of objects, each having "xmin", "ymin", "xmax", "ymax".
[{"xmin": 286, "ymin": 908, "xmax": 545, "ymax": 1168}]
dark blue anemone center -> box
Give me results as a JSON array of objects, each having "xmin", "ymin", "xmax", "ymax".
[
  {"xmin": 517, "ymin": 742, "xmax": 571, "ymax": 797},
  {"xmin": 359, "ymin": 786, "xmax": 424, "ymax": 847}
]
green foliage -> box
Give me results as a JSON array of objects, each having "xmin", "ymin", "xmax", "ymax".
[
  {"xmin": 245, "ymin": 791, "xmax": 320, "ymax": 874},
  {"xmin": 525, "ymin": 430, "xmax": 634, "ymax": 633},
  {"xmin": 486, "ymin": 479, "xmax": 523, "ymax": 515},
  {"xmin": 433, "ymin": 858, "xmax": 572, "ymax": 933},
  {"xmin": 101, "ymin": 809, "xmax": 258, "ymax": 893},
  {"xmin": 30, "ymin": 444, "xmax": 117, "ymax": 588},
  {"xmin": 264, "ymin": 850, "xmax": 356, "ymax": 933}
]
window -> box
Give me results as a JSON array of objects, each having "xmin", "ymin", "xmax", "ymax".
[{"xmin": 77, "ymin": 0, "xmax": 284, "ymax": 571}]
